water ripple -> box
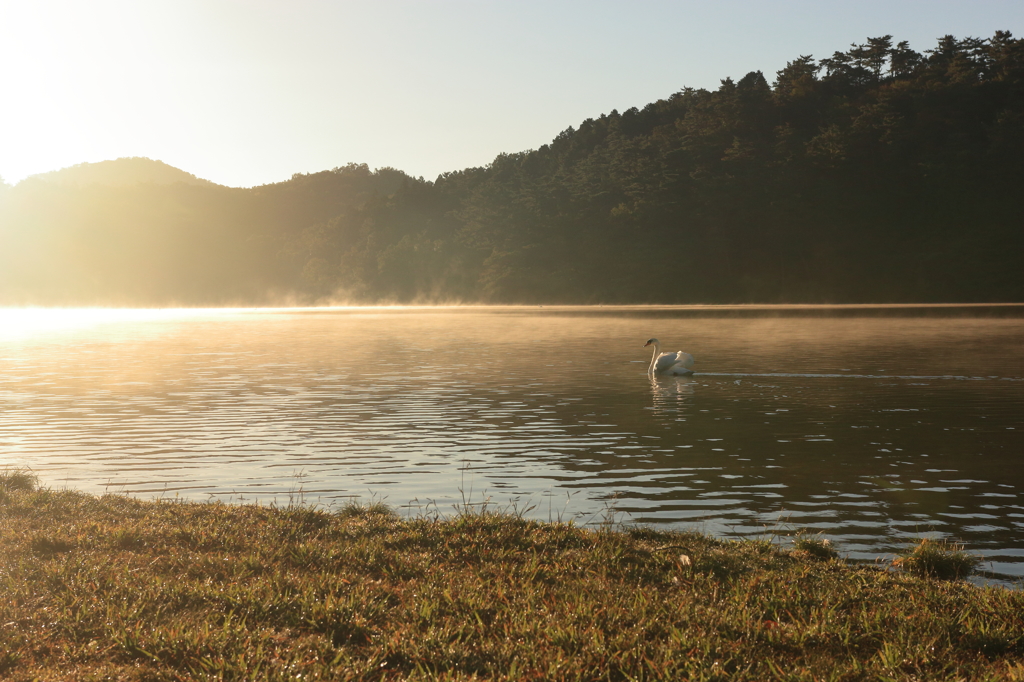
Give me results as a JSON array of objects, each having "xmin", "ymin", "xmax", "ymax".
[{"xmin": 2, "ymin": 307, "xmax": 1023, "ymax": 582}]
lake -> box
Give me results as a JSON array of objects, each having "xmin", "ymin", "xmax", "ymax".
[{"xmin": 2, "ymin": 305, "xmax": 1022, "ymax": 583}]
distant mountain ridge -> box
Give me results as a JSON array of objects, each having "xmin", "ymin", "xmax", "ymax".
[
  {"xmin": 27, "ymin": 157, "xmax": 219, "ymax": 188},
  {"xmin": 1, "ymin": 31, "xmax": 1022, "ymax": 306}
]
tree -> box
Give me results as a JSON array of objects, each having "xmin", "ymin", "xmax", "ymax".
[{"xmin": 773, "ymin": 56, "xmax": 819, "ymax": 99}]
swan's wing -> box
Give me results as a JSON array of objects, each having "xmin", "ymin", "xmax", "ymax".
[
  {"xmin": 657, "ymin": 351, "xmax": 695, "ymax": 374},
  {"xmin": 653, "ymin": 351, "xmax": 680, "ymax": 372},
  {"xmin": 674, "ymin": 352, "xmax": 695, "ymax": 370}
]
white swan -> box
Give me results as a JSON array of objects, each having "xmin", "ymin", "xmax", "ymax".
[{"xmin": 644, "ymin": 338, "xmax": 695, "ymax": 375}]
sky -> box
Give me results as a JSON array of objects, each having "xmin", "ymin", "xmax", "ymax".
[{"xmin": 1, "ymin": 0, "xmax": 1022, "ymax": 188}]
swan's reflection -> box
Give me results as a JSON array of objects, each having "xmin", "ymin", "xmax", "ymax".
[{"xmin": 649, "ymin": 374, "xmax": 695, "ymax": 415}]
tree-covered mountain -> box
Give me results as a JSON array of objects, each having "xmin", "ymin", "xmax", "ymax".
[
  {"xmin": 0, "ymin": 161, "xmax": 409, "ymax": 305},
  {"xmin": 27, "ymin": 158, "xmax": 219, "ymax": 188},
  {"xmin": 2, "ymin": 32, "xmax": 1022, "ymax": 306}
]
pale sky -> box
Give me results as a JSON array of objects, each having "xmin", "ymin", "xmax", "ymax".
[{"xmin": 1, "ymin": 0, "xmax": 1022, "ymax": 187}]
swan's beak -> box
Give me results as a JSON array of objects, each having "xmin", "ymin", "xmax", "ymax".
[{"xmin": 643, "ymin": 341, "xmax": 652, "ymax": 347}]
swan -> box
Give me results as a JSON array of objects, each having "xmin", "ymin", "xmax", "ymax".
[{"xmin": 644, "ymin": 338, "xmax": 695, "ymax": 375}]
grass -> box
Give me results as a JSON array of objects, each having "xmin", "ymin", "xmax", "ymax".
[
  {"xmin": 893, "ymin": 538, "xmax": 983, "ymax": 581},
  {"xmin": 0, "ymin": 468, "xmax": 38, "ymax": 502},
  {"xmin": 789, "ymin": 534, "xmax": 840, "ymax": 562},
  {"xmin": 1, "ymin": 474, "xmax": 1023, "ymax": 680}
]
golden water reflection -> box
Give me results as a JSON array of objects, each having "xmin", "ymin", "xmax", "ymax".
[{"xmin": 1, "ymin": 305, "xmax": 1022, "ymax": 582}]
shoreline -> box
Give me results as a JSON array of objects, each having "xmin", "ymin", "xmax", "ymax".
[{"xmin": 2, "ymin": 475, "xmax": 1022, "ymax": 680}]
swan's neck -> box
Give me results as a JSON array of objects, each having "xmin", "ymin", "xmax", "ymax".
[{"xmin": 648, "ymin": 343, "xmax": 661, "ymax": 373}]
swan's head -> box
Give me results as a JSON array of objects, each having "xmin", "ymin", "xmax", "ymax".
[{"xmin": 644, "ymin": 338, "xmax": 659, "ymax": 348}]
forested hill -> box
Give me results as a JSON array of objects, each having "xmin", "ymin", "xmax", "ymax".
[
  {"xmin": 27, "ymin": 158, "xmax": 218, "ymax": 188},
  {"xmin": 2, "ymin": 32, "xmax": 1023, "ymax": 306},
  {"xmin": 0, "ymin": 162, "xmax": 410, "ymax": 305}
]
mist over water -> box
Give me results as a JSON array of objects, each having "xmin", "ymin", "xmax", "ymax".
[{"xmin": 2, "ymin": 306, "xmax": 1022, "ymax": 582}]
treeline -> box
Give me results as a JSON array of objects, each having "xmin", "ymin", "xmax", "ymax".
[{"xmin": 2, "ymin": 32, "xmax": 1022, "ymax": 305}]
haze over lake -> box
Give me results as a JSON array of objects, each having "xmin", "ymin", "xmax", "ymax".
[{"xmin": 2, "ymin": 306, "xmax": 1022, "ymax": 581}]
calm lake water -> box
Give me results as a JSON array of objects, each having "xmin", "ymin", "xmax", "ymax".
[{"xmin": 2, "ymin": 306, "xmax": 1023, "ymax": 582}]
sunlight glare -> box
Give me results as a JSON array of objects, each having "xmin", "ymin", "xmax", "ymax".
[{"xmin": 0, "ymin": 308, "xmax": 226, "ymax": 342}]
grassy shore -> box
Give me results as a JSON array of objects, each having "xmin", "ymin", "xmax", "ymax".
[{"xmin": 1, "ymin": 473, "xmax": 1023, "ymax": 681}]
